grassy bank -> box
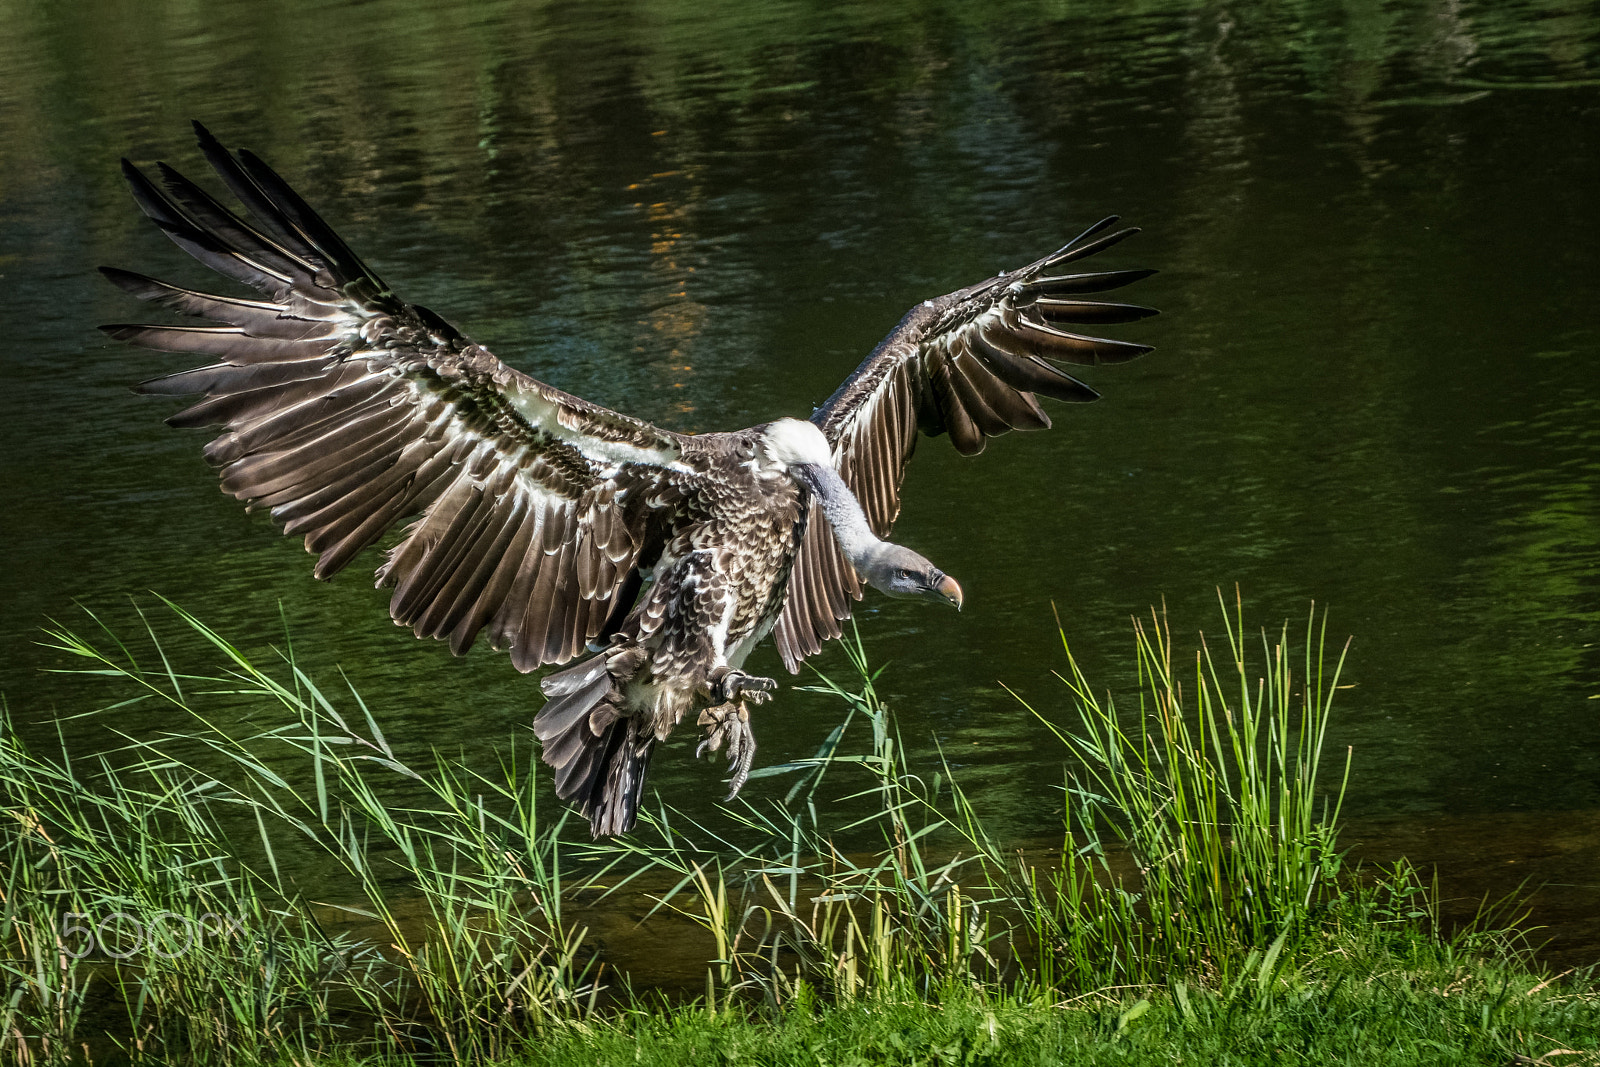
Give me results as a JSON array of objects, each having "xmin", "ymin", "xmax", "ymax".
[
  {"xmin": 2, "ymin": 594, "xmax": 1596, "ymax": 1065},
  {"xmin": 490, "ymin": 945, "xmax": 1598, "ymax": 1067}
]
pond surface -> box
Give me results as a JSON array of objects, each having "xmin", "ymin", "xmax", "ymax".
[{"xmin": 2, "ymin": 1, "xmax": 1597, "ymax": 959}]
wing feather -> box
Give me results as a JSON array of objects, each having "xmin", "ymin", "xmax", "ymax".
[
  {"xmin": 103, "ymin": 124, "xmax": 694, "ymax": 672},
  {"xmin": 773, "ymin": 220, "xmax": 1155, "ymax": 671},
  {"xmin": 456, "ymin": 516, "xmax": 536, "ymax": 655}
]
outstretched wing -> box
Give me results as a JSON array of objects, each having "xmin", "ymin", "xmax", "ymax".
[
  {"xmin": 773, "ymin": 218, "xmax": 1156, "ymax": 671},
  {"xmin": 102, "ymin": 123, "xmax": 691, "ymax": 672}
]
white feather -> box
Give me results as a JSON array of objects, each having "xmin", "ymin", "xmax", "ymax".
[
  {"xmin": 759, "ymin": 417, "xmax": 832, "ymax": 470},
  {"xmin": 507, "ymin": 387, "xmax": 689, "ymax": 470},
  {"xmin": 725, "ymin": 612, "xmax": 779, "ymax": 668}
]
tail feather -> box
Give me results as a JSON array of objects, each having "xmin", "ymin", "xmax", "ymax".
[
  {"xmin": 533, "ymin": 654, "xmax": 653, "ymax": 837},
  {"xmin": 536, "ymin": 657, "xmax": 610, "ymax": 720}
]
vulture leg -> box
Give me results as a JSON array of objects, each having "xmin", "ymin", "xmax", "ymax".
[
  {"xmin": 706, "ymin": 665, "xmax": 776, "ymax": 705},
  {"xmin": 696, "ymin": 702, "xmax": 758, "ymax": 800}
]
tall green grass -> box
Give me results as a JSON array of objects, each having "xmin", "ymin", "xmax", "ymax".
[
  {"xmin": 4, "ymin": 598, "xmax": 596, "ymax": 1065},
  {"xmin": 0, "ymin": 592, "xmax": 1586, "ymax": 1065},
  {"xmin": 591, "ymin": 591, "xmax": 1354, "ymax": 1002},
  {"xmin": 1016, "ymin": 590, "xmax": 1353, "ymax": 989},
  {"xmin": 581, "ymin": 631, "xmax": 1013, "ymax": 1005}
]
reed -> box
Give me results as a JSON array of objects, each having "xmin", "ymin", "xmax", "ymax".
[
  {"xmin": 2, "ymin": 592, "xmax": 1574, "ymax": 1067},
  {"xmin": 3, "ymin": 598, "xmax": 597, "ymax": 1065},
  {"xmin": 589, "ymin": 591, "xmax": 1355, "ymax": 1005},
  {"xmin": 580, "ymin": 628, "xmax": 1012, "ymax": 1005},
  {"xmin": 1013, "ymin": 588, "xmax": 1354, "ymax": 989}
]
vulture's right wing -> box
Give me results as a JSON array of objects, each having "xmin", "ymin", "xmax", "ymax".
[
  {"xmin": 102, "ymin": 123, "xmax": 691, "ymax": 672},
  {"xmin": 774, "ymin": 218, "xmax": 1157, "ymax": 671}
]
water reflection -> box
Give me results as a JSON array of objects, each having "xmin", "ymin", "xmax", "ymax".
[{"xmin": 0, "ymin": 0, "xmax": 1596, "ymax": 962}]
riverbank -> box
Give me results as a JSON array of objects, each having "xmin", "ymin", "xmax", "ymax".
[
  {"xmin": 4, "ymin": 596, "xmax": 1597, "ymax": 1064},
  {"xmin": 496, "ymin": 953, "xmax": 1600, "ymax": 1067}
]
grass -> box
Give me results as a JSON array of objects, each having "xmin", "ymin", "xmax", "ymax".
[
  {"xmin": 1, "ymin": 593, "xmax": 1596, "ymax": 1065},
  {"xmin": 1017, "ymin": 593, "xmax": 1353, "ymax": 989},
  {"xmin": 5, "ymin": 598, "xmax": 596, "ymax": 1065},
  {"xmin": 493, "ymin": 938, "xmax": 1600, "ymax": 1067}
]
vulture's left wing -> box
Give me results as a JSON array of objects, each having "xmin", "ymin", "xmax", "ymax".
[
  {"xmin": 102, "ymin": 123, "xmax": 693, "ymax": 673},
  {"xmin": 773, "ymin": 218, "xmax": 1156, "ymax": 671}
]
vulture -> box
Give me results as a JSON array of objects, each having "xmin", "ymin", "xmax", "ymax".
[{"xmin": 101, "ymin": 123, "xmax": 1156, "ymax": 836}]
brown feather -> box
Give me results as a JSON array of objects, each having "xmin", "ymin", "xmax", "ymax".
[
  {"xmin": 930, "ymin": 359, "xmax": 985, "ymax": 455},
  {"xmin": 970, "ymin": 326, "xmax": 1100, "ymax": 403},
  {"xmin": 953, "ymin": 348, "xmax": 1050, "ymax": 431},
  {"xmin": 516, "ymin": 508, "xmax": 573, "ymax": 667},
  {"xmin": 539, "ymin": 540, "xmax": 584, "ymax": 665},
  {"xmin": 221, "ymin": 400, "xmax": 410, "ymax": 487},
  {"xmin": 942, "ymin": 353, "xmax": 1012, "ymax": 438},
  {"xmin": 214, "ymin": 376, "xmax": 410, "ymax": 461},
  {"xmin": 139, "ymin": 359, "xmax": 338, "ymax": 397},
  {"xmin": 401, "ymin": 482, "xmax": 508, "ymax": 633},
  {"xmin": 1032, "ymin": 297, "xmax": 1159, "ymax": 325},
  {"xmin": 170, "ymin": 364, "xmax": 375, "ymax": 433},
  {"xmin": 495, "ymin": 534, "xmax": 549, "ymax": 671},
  {"xmin": 219, "ymin": 414, "xmax": 412, "ymax": 499},
  {"xmin": 102, "ymin": 324, "xmax": 324, "ymax": 364},
  {"xmin": 392, "ymin": 506, "xmax": 489, "ymax": 629},
  {"xmin": 292, "ymin": 470, "xmax": 405, "ymax": 546},
  {"xmin": 384, "ymin": 480, "xmax": 481, "ymax": 612},
  {"xmin": 416, "ymin": 469, "xmax": 521, "ymax": 637},
  {"xmin": 451, "ymin": 515, "xmax": 537, "ymax": 656},
  {"xmin": 279, "ymin": 435, "xmax": 431, "ymax": 534},
  {"xmin": 153, "ymin": 161, "xmax": 321, "ymax": 281},
  {"xmin": 310, "ymin": 470, "xmax": 427, "ymax": 579},
  {"xmin": 1018, "ymin": 268, "xmax": 1158, "ymax": 296},
  {"xmin": 1039, "ymin": 222, "xmax": 1140, "ymax": 269}
]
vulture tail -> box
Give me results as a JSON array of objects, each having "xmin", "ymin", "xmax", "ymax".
[{"xmin": 533, "ymin": 651, "xmax": 653, "ymax": 837}]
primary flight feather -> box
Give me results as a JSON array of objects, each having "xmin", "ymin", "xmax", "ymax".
[{"xmin": 102, "ymin": 123, "xmax": 1156, "ymax": 836}]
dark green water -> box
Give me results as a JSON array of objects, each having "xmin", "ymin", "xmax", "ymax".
[{"xmin": 2, "ymin": 1, "xmax": 1597, "ymax": 953}]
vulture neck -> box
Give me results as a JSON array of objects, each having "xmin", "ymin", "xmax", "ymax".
[
  {"xmin": 795, "ymin": 463, "xmax": 883, "ymax": 569},
  {"xmin": 758, "ymin": 417, "xmax": 884, "ymax": 571}
]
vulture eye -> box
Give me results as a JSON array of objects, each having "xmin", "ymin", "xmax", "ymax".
[{"xmin": 896, "ymin": 568, "xmax": 910, "ymax": 580}]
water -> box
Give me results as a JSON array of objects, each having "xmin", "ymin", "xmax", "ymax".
[{"xmin": 2, "ymin": 1, "xmax": 1597, "ymax": 958}]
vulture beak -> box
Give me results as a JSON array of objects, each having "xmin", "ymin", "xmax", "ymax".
[{"xmin": 935, "ymin": 574, "xmax": 964, "ymax": 611}]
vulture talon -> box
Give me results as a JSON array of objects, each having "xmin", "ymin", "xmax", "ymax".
[
  {"xmin": 709, "ymin": 667, "xmax": 777, "ymax": 705},
  {"xmin": 696, "ymin": 702, "xmax": 757, "ymax": 798},
  {"xmin": 725, "ymin": 740, "xmax": 755, "ymax": 800}
]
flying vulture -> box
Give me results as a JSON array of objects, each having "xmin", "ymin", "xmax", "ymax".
[{"xmin": 101, "ymin": 123, "xmax": 1156, "ymax": 836}]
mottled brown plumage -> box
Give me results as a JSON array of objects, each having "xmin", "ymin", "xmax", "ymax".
[{"xmin": 102, "ymin": 124, "xmax": 1155, "ymax": 836}]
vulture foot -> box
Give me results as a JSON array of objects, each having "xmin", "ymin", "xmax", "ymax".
[
  {"xmin": 707, "ymin": 666, "xmax": 776, "ymax": 705},
  {"xmin": 696, "ymin": 702, "xmax": 757, "ymax": 799}
]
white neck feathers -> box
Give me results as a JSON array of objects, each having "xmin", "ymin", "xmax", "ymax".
[
  {"xmin": 760, "ymin": 418, "xmax": 883, "ymax": 567},
  {"xmin": 759, "ymin": 418, "xmax": 833, "ymax": 469}
]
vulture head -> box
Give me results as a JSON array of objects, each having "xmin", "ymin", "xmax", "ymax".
[
  {"xmin": 858, "ymin": 543, "xmax": 964, "ymax": 610},
  {"xmin": 763, "ymin": 418, "xmax": 964, "ymax": 613}
]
